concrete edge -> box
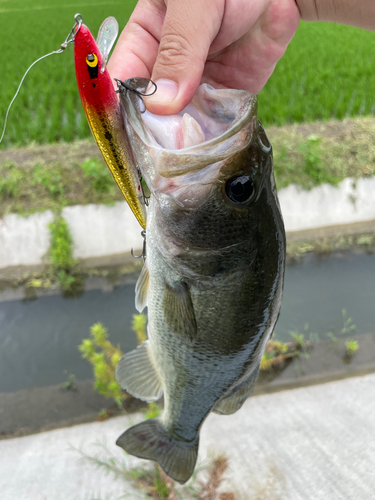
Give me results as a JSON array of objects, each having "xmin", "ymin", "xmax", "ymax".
[
  {"xmin": 253, "ymin": 363, "xmax": 375, "ymax": 396},
  {"xmin": 286, "ymin": 218, "xmax": 375, "ymax": 242},
  {"xmin": 1, "ymin": 219, "xmax": 374, "ymax": 280}
]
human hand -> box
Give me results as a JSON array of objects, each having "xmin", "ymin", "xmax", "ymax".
[{"xmin": 107, "ymin": 0, "xmax": 300, "ymax": 115}]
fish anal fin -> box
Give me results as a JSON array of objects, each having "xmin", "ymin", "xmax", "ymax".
[
  {"xmin": 135, "ymin": 261, "xmax": 149, "ymax": 312},
  {"xmin": 163, "ymin": 281, "xmax": 197, "ymax": 341},
  {"xmin": 212, "ymin": 366, "xmax": 260, "ymax": 415},
  {"xmin": 115, "ymin": 341, "xmax": 162, "ymax": 402},
  {"xmin": 116, "ymin": 418, "xmax": 198, "ymax": 484}
]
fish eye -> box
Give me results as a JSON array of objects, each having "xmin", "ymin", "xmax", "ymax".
[
  {"xmin": 86, "ymin": 53, "xmax": 98, "ymax": 67},
  {"xmin": 225, "ymin": 175, "xmax": 255, "ymax": 204}
]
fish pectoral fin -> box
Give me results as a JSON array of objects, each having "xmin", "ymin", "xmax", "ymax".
[
  {"xmin": 163, "ymin": 281, "xmax": 197, "ymax": 341},
  {"xmin": 135, "ymin": 261, "xmax": 149, "ymax": 312},
  {"xmin": 116, "ymin": 418, "xmax": 199, "ymax": 484},
  {"xmin": 115, "ymin": 341, "xmax": 163, "ymax": 401},
  {"xmin": 212, "ymin": 365, "xmax": 260, "ymax": 415}
]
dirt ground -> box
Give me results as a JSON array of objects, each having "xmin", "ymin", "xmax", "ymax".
[{"xmin": 1, "ymin": 117, "xmax": 375, "ymax": 217}]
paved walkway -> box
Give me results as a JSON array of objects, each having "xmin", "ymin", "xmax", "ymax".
[{"xmin": 1, "ymin": 373, "xmax": 375, "ymax": 500}]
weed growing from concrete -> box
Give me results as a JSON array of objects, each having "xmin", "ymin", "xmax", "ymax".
[
  {"xmin": 261, "ymin": 311, "xmax": 359, "ymax": 372},
  {"xmin": 326, "ymin": 308, "xmax": 357, "ymax": 343},
  {"xmin": 345, "ymin": 340, "xmax": 359, "ymax": 356},
  {"xmin": 48, "ymin": 214, "xmax": 82, "ymax": 292},
  {"xmin": 61, "ymin": 372, "xmax": 78, "ymax": 392},
  {"xmin": 72, "ymin": 439, "xmax": 235, "ymax": 500},
  {"xmin": 260, "ymin": 336, "xmax": 312, "ymax": 371}
]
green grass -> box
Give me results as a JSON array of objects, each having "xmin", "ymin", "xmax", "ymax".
[
  {"xmin": 269, "ymin": 118, "xmax": 375, "ymax": 189},
  {"xmin": 1, "ymin": 8, "xmax": 375, "ymax": 147},
  {"xmin": 0, "ymin": 141, "xmax": 121, "ymax": 217},
  {"xmin": 258, "ymin": 22, "xmax": 375, "ymax": 125},
  {"xmin": 1, "ymin": 117, "xmax": 374, "ymax": 218},
  {"xmin": 81, "ymin": 157, "xmax": 114, "ymax": 193}
]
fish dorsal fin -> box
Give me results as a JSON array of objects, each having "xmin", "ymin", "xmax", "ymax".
[
  {"xmin": 115, "ymin": 341, "xmax": 163, "ymax": 402},
  {"xmin": 163, "ymin": 281, "xmax": 197, "ymax": 341},
  {"xmin": 212, "ymin": 365, "xmax": 260, "ymax": 415},
  {"xmin": 96, "ymin": 16, "xmax": 119, "ymax": 64},
  {"xmin": 135, "ymin": 261, "xmax": 149, "ymax": 312}
]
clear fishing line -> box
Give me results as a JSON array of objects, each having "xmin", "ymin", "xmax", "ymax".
[{"xmin": 0, "ymin": 14, "xmax": 83, "ymax": 145}]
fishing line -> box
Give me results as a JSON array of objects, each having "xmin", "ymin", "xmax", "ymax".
[{"xmin": 0, "ymin": 13, "xmax": 83, "ymax": 145}]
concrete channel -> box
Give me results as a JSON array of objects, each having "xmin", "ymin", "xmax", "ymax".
[
  {"xmin": 1, "ymin": 176, "xmax": 375, "ymax": 269},
  {"xmin": 0, "ymin": 178, "xmax": 374, "ymax": 499}
]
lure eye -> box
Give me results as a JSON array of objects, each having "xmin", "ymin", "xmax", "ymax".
[
  {"xmin": 225, "ymin": 175, "xmax": 255, "ymax": 205},
  {"xmin": 86, "ymin": 53, "xmax": 98, "ymax": 67}
]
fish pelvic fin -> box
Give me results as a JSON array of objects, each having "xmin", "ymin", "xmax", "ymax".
[
  {"xmin": 115, "ymin": 341, "xmax": 163, "ymax": 401},
  {"xmin": 163, "ymin": 281, "xmax": 197, "ymax": 341},
  {"xmin": 135, "ymin": 261, "xmax": 149, "ymax": 312},
  {"xmin": 116, "ymin": 418, "xmax": 199, "ymax": 484},
  {"xmin": 212, "ymin": 365, "xmax": 260, "ymax": 415}
]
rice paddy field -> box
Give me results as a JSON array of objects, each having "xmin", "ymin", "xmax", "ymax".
[{"xmin": 1, "ymin": 0, "xmax": 375, "ymax": 147}]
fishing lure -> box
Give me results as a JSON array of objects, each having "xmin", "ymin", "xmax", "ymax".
[{"xmin": 74, "ymin": 17, "xmax": 148, "ymax": 229}]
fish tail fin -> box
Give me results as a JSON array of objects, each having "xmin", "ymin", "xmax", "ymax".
[{"xmin": 116, "ymin": 418, "xmax": 198, "ymax": 484}]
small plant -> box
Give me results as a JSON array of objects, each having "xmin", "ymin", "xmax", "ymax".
[
  {"xmin": 81, "ymin": 158, "xmax": 113, "ymax": 193},
  {"xmin": 79, "ymin": 323, "xmax": 125, "ymax": 408},
  {"xmin": 340, "ymin": 308, "xmax": 356, "ymax": 335},
  {"xmin": 289, "ymin": 331, "xmax": 307, "ymax": 349},
  {"xmin": 345, "ymin": 340, "xmax": 359, "ymax": 356},
  {"xmin": 299, "ymin": 134, "xmax": 324, "ymax": 182},
  {"xmin": 132, "ymin": 313, "xmax": 147, "ymax": 345},
  {"xmin": 326, "ymin": 309, "xmax": 357, "ymax": 343},
  {"xmin": 298, "ymin": 134, "xmax": 339, "ymax": 186},
  {"xmin": 72, "ymin": 440, "xmax": 235, "ymax": 500},
  {"xmin": 48, "ymin": 215, "xmax": 81, "ymax": 292},
  {"xmin": 0, "ymin": 163, "xmax": 23, "ymax": 198},
  {"xmin": 33, "ymin": 162, "xmax": 64, "ymax": 198},
  {"xmin": 326, "ymin": 331, "xmax": 337, "ymax": 343},
  {"xmin": 145, "ymin": 402, "xmax": 162, "ymax": 420},
  {"xmin": 61, "ymin": 372, "xmax": 77, "ymax": 392},
  {"xmin": 79, "ymin": 315, "xmax": 150, "ymax": 411},
  {"xmin": 96, "ymin": 408, "xmax": 115, "ymax": 421},
  {"xmin": 260, "ymin": 335, "xmax": 312, "ymax": 371}
]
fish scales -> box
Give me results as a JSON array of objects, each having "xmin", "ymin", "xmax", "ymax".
[{"xmin": 115, "ymin": 82, "xmax": 285, "ymax": 484}]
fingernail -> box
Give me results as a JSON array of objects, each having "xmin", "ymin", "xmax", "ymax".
[{"xmin": 146, "ymin": 79, "xmax": 179, "ymax": 104}]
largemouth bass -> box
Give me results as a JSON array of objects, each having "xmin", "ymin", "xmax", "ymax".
[{"xmin": 115, "ymin": 81, "xmax": 286, "ymax": 484}]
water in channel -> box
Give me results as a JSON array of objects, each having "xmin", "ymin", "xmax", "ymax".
[{"xmin": 0, "ymin": 251, "xmax": 374, "ymax": 393}]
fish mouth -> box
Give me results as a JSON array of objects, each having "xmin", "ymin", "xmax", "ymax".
[{"xmin": 119, "ymin": 81, "xmax": 258, "ymax": 178}]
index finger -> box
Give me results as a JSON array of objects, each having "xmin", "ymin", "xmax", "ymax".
[{"xmin": 107, "ymin": 0, "xmax": 165, "ymax": 83}]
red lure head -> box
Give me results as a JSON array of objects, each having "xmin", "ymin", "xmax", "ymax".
[{"xmin": 74, "ymin": 23, "xmax": 117, "ymax": 111}]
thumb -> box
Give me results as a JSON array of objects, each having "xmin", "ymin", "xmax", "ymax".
[{"xmin": 145, "ymin": 0, "xmax": 223, "ymax": 115}]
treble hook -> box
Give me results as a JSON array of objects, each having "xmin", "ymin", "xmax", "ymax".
[
  {"xmin": 138, "ymin": 170, "xmax": 150, "ymax": 207},
  {"xmin": 131, "ymin": 230, "xmax": 147, "ymax": 262},
  {"xmin": 114, "ymin": 78, "xmax": 157, "ymax": 112}
]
